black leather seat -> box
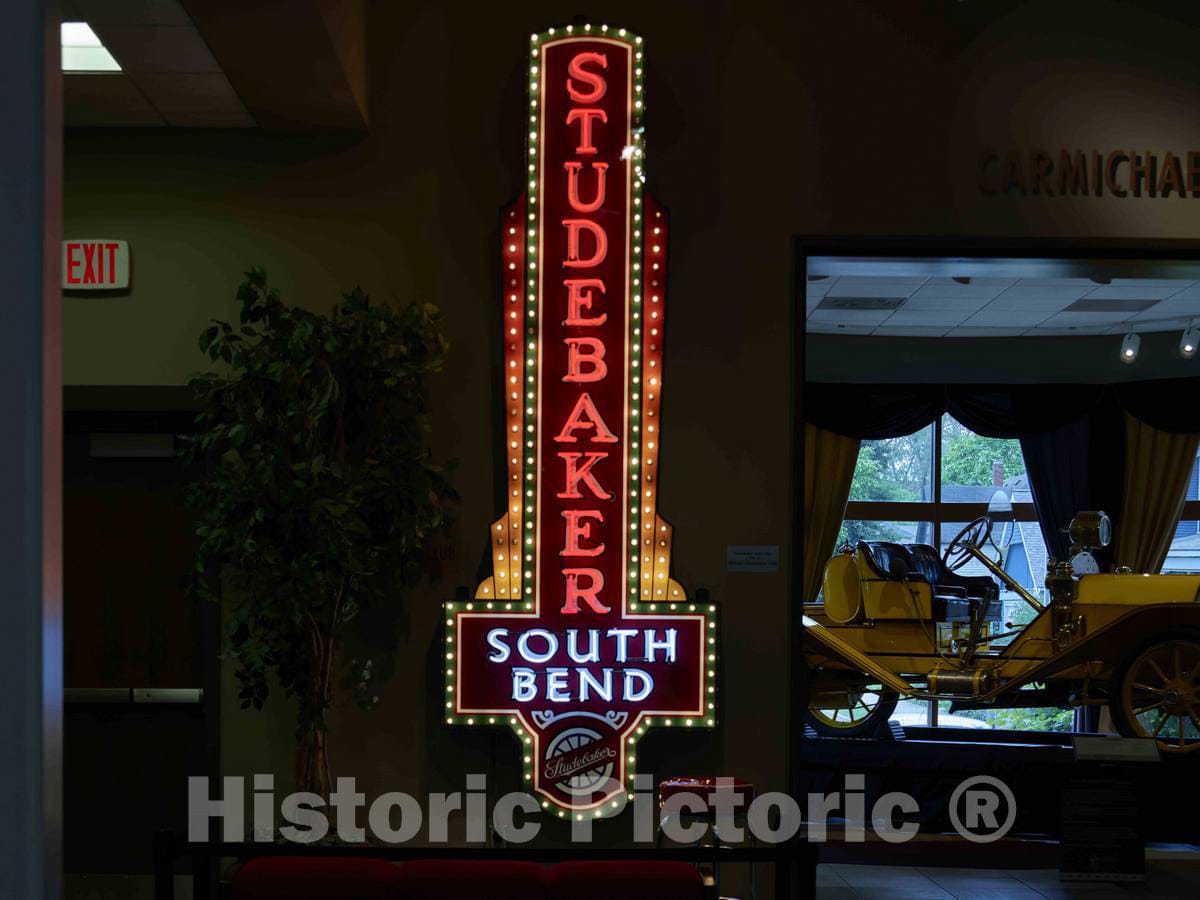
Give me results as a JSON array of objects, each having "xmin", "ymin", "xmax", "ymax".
[{"xmin": 858, "ymin": 541, "xmax": 1001, "ymax": 623}]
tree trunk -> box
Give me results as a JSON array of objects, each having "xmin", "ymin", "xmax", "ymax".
[
  {"xmin": 295, "ymin": 718, "xmax": 331, "ymax": 799},
  {"xmin": 295, "ymin": 618, "xmax": 336, "ymax": 799}
]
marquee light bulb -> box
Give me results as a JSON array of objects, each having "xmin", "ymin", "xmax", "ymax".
[
  {"xmin": 1180, "ymin": 326, "xmax": 1199, "ymax": 359},
  {"xmin": 1120, "ymin": 331, "xmax": 1141, "ymax": 364}
]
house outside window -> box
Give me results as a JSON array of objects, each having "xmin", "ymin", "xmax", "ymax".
[{"xmin": 1163, "ymin": 448, "xmax": 1200, "ymax": 574}]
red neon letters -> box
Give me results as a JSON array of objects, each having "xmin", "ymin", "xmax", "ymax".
[{"xmin": 556, "ymin": 52, "xmax": 615, "ymax": 614}]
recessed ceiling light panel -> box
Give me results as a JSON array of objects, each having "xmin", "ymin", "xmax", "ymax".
[{"xmin": 61, "ymin": 22, "xmax": 121, "ymax": 73}]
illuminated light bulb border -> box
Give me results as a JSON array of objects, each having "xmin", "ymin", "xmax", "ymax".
[
  {"xmin": 490, "ymin": 197, "xmax": 529, "ymax": 603},
  {"xmin": 448, "ymin": 26, "xmax": 718, "ymax": 820},
  {"xmin": 443, "ymin": 598, "xmax": 720, "ymax": 810},
  {"xmin": 635, "ymin": 197, "xmax": 669, "ymax": 603}
]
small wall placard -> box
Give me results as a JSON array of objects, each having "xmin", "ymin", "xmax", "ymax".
[{"xmin": 726, "ymin": 545, "xmax": 780, "ymax": 573}]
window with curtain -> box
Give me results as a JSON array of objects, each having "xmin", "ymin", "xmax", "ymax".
[
  {"xmin": 1162, "ymin": 448, "xmax": 1200, "ymax": 574},
  {"xmin": 839, "ymin": 415, "xmax": 1074, "ymax": 732}
]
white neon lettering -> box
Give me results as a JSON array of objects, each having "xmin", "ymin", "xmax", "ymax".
[
  {"xmin": 623, "ymin": 669, "xmax": 653, "ymax": 702},
  {"xmin": 486, "ymin": 628, "xmax": 511, "ymax": 663},
  {"xmin": 607, "ymin": 628, "xmax": 638, "ymax": 663},
  {"xmin": 566, "ymin": 629, "xmax": 599, "ymax": 663},
  {"xmin": 517, "ymin": 629, "xmax": 558, "ymax": 664},
  {"xmin": 644, "ymin": 628, "xmax": 677, "ymax": 663},
  {"xmin": 546, "ymin": 668, "xmax": 571, "ymax": 703},
  {"xmin": 512, "ymin": 668, "xmax": 537, "ymax": 702},
  {"xmin": 577, "ymin": 667, "xmax": 612, "ymax": 702}
]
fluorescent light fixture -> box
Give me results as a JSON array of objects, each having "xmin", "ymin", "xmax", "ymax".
[
  {"xmin": 1181, "ymin": 326, "xmax": 1200, "ymax": 359},
  {"xmin": 62, "ymin": 22, "xmax": 121, "ymax": 73},
  {"xmin": 1120, "ymin": 331, "xmax": 1141, "ymax": 364}
]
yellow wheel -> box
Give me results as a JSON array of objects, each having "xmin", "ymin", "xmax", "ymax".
[
  {"xmin": 1111, "ymin": 635, "xmax": 1200, "ymax": 753},
  {"xmin": 806, "ymin": 683, "xmax": 898, "ymax": 738}
]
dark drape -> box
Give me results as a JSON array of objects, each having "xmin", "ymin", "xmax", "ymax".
[
  {"xmin": 803, "ymin": 383, "xmax": 943, "ymax": 441},
  {"xmin": 806, "ymin": 378, "xmax": 1200, "ymax": 441},
  {"xmin": 1115, "ymin": 378, "xmax": 1200, "ymax": 434},
  {"xmin": 806, "ymin": 379, "xmax": 1150, "ymax": 566},
  {"xmin": 1019, "ymin": 417, "xmax": 1091, "ymax": 562},
  {"xmin": 1018, "ymin": 397, "xmax": 1126, "ymax": 565}
]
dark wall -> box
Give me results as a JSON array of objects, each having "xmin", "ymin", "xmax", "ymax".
[{"xmin": 60, "ymin": 0, "xmax": 1200, "ymax": 870}]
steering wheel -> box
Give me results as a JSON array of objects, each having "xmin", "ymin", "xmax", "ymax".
[{"xmin": 943, "ymin": 516, "xmax": 993, "ymax": 572}]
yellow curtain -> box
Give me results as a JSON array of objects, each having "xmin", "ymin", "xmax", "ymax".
[
  {"xmin": 803, "ymin": 423, "xmax": 861, "ymax": 601},
  {"xmin": 1115, "ymin": 413, "xmax": 1200, "ymax": 573}
]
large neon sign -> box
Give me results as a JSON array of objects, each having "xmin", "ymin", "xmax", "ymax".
[{"xmin": 445, "ymin": 24, "xmax": 716, "ymax": 819}]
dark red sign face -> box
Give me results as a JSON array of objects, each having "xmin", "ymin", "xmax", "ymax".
[{"xmin": 446, "ymin": 25, "xmax": 716, "ymax": 818}]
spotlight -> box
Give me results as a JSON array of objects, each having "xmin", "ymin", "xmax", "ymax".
[
  {"xmin": 1181, "ymin": 326, "xmax": 1200, "ymax": 359},
  {"xmin": 1120, "ymin": 331, "xmax": 1141, "ymax": 364}
]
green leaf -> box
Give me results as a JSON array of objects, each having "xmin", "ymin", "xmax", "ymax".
[{"xmin": 184, "ymin": 267, "xmax": 457, "ymax": 739}]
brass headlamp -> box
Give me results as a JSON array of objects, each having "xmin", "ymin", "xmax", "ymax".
[{"xmin": 1068, "ymin": 511, "xmax": 1111, "ymax": 554}]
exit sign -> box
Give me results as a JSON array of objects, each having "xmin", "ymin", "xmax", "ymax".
[{"xmin": 63, "ymin": 240, "xmax": 129, "ymax": 290}]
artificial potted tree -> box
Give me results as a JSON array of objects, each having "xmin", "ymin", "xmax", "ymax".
[{"xmin": 185, "ymin": 268, "xmax": 456, "ymax": 797}]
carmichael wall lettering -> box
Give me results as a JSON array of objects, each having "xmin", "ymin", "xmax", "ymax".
[{"xmin": 978, "ymin": 148, "xmax": 1200, "ymax": 198}]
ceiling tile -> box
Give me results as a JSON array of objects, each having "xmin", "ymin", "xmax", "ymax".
[
  {"xmin": 871, "ymin": 326, "xmax": 952, "ymax": 337},
  {"xmin": 945, "ymin": 327, "xmax": 1022, "ymax": 337},
  {"xmin": 962, "ymin": 309, "xmax": 1052, "ymax": 327},
  {"xmin": 73, "ymin": 0, "xmax": 193, "ymax": 26},
  {"xmin": 907, "ymin": 277, "xmax": 1015, "ymax": 300},
  {"xmin": 883, "ymin": 310, "xmax": 969, "ymax": 326},
  {"xmin": 1066, "ymin": 297, "xmax": 1161, "ymax": 313},
  {"xmin": 1133, "ymin": 298, "xmax": 1200, "ymax": 319},
  {"xmin": 1007, "ymin": 278, "xmax": 1098, "ymax": 289},
  {"xmin": 805, "ymin": 277, "xmax": 835, "ymax": 299},
  {"xmin": 900, "ymin": 296, "xmax": 992, "ymax": 312},
  {"xmin": 1104, "ymin": 318, "xmax": 1194, "ymax": 334},
  {"xmin": 97, "ymin": 25, "xmax": 221, "ymax": 73},
  {"xmin": 984, "ymin": 283, "xmax": 1091, "ymax": 309},
  {"xmin": 64, "ymin": 73, "xmax": 164, "ymax": 125},
  {"xmin": 1080, "ymin": 281, "xmax": 1191, "ymax": 300},
  {"xmin": 806, "ymin": 323, "xmax": 877, "ymax": 335},
  {"xmin": 162, "ymin": 108, "xmax": 255, "ymax": 127},
  {"xmin": 826, "ymin": 277, "xmax": 927, "ymax": 298},
  {"xmin": 1164, "ymin": 284, "xmax": 1200, "ymax": 301},
  {"xmin": 1039, "ymin": 311, "xmax": 1129, "ymax": 327},
  {"xmin": 808, "ymin": 309, "xmax": 892, "ymax": 325},
  {"xmin": 135, "ymin": 72, "xmax": 246, "ymax": 114},
  {"xmin": 1032, "ymin": 324, "xmax": 1114, "ymax": 335}
]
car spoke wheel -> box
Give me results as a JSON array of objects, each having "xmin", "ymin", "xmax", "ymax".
[
  {"xmin": 807, "ymin": 683, "xmax": 898, "ymax": 738},
  {"xmin": 1114, "ymin": 637, "xmax": 1200, "ymax": 753}
]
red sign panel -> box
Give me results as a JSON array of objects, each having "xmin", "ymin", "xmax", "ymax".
[
  {"xmin": 446, "ymin": 24, "xmax": 716, "ymax": 818},
  {"xmin": 63, "ymin": 239, "xmax": 130, "ymax": 289}
]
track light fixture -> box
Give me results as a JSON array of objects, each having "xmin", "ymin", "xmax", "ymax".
[
  {"xmin": 1181, "ymin": 325, "xmax": 1199, "ymax": 359},
  {"xmin": 1120, "ymin": 331, "xmax": 1141, "ymax": 364}
]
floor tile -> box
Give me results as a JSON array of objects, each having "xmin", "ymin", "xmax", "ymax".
[
  {"xmin": 817, "ymin": 865, "xmax": 851, "ymax": 887},
  {"xmin": 815, "ymin": 888, "xmax": 862, "ymax": 900},
  {"xmin": 921, "ymin": 867, "xmax": 1044, "ymax": 899},
  {"xmin": 831, "ymin": 864, "xmax": 953, "ymax": 898}
]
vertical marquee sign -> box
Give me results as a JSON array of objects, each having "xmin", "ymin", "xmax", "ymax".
[{"xmin": 445, "ymin": 24, "xmax": 716, "ymax": 819}]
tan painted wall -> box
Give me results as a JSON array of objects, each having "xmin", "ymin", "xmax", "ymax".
[{"xmin": 63, "ymin": 0, "xmax": 1200, "ymax": 872}]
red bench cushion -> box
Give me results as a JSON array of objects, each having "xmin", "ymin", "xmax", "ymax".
[
  {"xmin": 231, "ymin": 857, "xmax": 402, "ymax": 899},
  {"xmin": 394, "ymin": 859, "xmax": 548, "ymax": 899},
  {"xmin": 547, "ymin": 860, "xmax": 704, "ymax": 900}
]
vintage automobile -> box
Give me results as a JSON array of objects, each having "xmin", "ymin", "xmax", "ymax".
[{"xmin": 804, "ymin": 512, "xmax": 1200, "ymax": 753}]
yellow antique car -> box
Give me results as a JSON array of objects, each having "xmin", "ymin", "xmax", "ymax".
[{"xmin": 804, "ymin": 512, "xmax": 1200, "ymax": 752}]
